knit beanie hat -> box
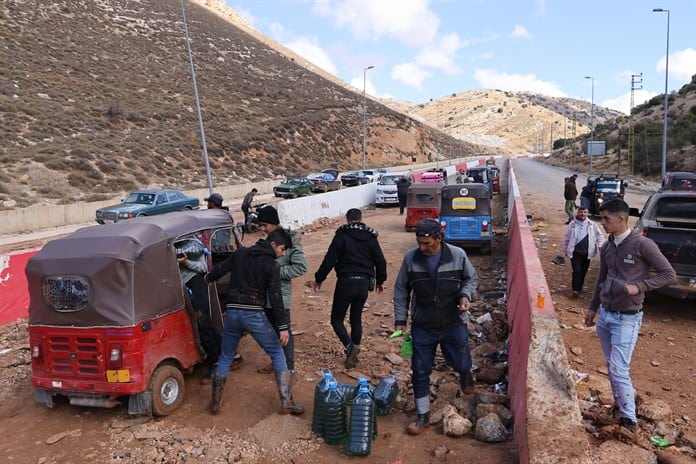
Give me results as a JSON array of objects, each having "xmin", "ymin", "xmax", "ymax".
[{"xmin": 256, "ymin": 205, "xmax": 280, "ymax": 225}]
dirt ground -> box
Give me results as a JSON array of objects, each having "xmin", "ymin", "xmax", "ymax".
[
  {"xmin": 1, "ymin": 161, "xmax": 694, "ymax": 463},
  {"xmin": 0, "ymin": 183, "xmax": 516, "ymax": 463}
]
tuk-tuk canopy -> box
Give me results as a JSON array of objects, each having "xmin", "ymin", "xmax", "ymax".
[
  {"xmin": 440, "ymin": 184, "xmax": 492, "ymax": 216},
  {"xmin": 406, "ymin": 182, "xmax": 444, "ymax": 207},
  {"xmin": 26, "ymin": 210, "xmax": 234, "ymax": 327}
]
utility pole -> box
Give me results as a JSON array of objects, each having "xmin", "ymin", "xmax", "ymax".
[{"xmin": 629, "ymin": 73, "xmax": 643, "ymax": 174}]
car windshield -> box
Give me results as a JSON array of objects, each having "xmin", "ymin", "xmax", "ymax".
[
  {"xmin": 285, "ymin": 178, "xmax": 303, "ymax": 185},
  {"xmin": 380, "ymin": 176, "xmax": 400, "ymax": 185},
  {"xmin": 124, "ymin": 192, "xmax": 155, "ymax": 205},
  {"xmin": 595, "ymin": 181, "xmax": 620, "ymax": 192}
]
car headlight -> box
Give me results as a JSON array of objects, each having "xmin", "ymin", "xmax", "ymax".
[
  {"xmin": 376, "ymin": 189, "xmax": 384, "ymax": 194},
  {"xmin": 118, "ymin": 212, "xmax": 132, "ymax": 219}
]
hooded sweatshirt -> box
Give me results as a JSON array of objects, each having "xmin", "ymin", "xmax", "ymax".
[{"xmin": 314, "ymin": 222, "xmax": 387, "ymax": 285}]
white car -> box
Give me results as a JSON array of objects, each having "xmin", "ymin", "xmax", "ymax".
[{"xmin": 375, "ymin": 172, "xmax": 406, "ymax": 206}]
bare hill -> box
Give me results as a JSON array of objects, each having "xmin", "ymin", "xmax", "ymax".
[
  {"xmin": 385, "ymin": 90, "xmax": 623, "ymax": 155},
  {"xmin": 0, "ymin": 0, "xmax": 483, "ymax": 209}
]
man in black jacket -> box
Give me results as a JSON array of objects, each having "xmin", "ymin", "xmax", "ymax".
[
  {"xmin": 205, "ymin": 228, "xmax": 304, "ymax": 416},
  {"xmin": 396, "ymin": 175, "xmax": 411, "ymax": 215},
  {"xmin": 312, "ymin": 208, "xmax": 387, "ymax": 369}
]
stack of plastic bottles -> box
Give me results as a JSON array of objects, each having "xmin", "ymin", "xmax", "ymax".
[{"xmin": 313, "ymin": 371, "xmax": 399, "ymax": 456}]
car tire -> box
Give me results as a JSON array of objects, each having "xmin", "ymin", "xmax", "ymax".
[
  {"xmin": 96, "ymin": 220, "xmax": 105, "ymax": 225},
  {"xmin": 137, "ymin": 213, "xmax": 147, "ymax": 217},
  {"xmin": 149, "ymin": 364, "xmax": 185, "ymax": 416}
]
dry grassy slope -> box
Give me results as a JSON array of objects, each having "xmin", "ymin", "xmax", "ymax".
[
  {"xmin": 0, "ymin": 0, "xmax": 483, "ymax": 209},
  {"xmin": 387, "ymin": 89, "xmax": 623, "ymax": 154}
]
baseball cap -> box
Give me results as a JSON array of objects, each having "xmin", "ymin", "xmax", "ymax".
[
  {"xmin": 204, "ymin": 193, "xmax": 223, "ymax": 207},
  {"xmin": 415, "ymin": 218, "xmax": 442, "ymax": 237}
]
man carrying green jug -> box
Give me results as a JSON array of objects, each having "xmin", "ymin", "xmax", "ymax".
[{"xmin": 393, "ymin": 218, "xmax": 479, "ymax": 435}]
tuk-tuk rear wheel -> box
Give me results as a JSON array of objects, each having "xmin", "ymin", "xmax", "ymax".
[{"xmin": 149, "ymin": 364, "xmax": 185, "ymax": 416}]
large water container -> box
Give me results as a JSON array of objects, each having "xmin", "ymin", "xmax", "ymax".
[
  {"xmin": 336, "ymin": 380, "xmax": 356, "ymax": 405},
  {"xmin": 311, "ymin": 369, "xmax": 333, "ymax": 436},
  {"xmin": 322, "ymin": 379, "xmax": 348, "ymax": 445},
  {"xmin": 347, "ymin": 383, "xmax": 376, "ymax": 456},
  {"xmin": 353, "ymin": 378, "xmax": 377, "ymax": 440},
  {"xmin": 374, "ymin": 377, "xmax": 399, "ymax": 416}
]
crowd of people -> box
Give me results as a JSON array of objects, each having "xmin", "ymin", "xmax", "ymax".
[{"xmin": 174, "ymin": 181, "xmax": 676, "ymax": 439}]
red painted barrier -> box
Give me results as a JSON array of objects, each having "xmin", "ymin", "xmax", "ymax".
[{"xmin": 0, "ymin": 249, "xmax": 38, "ymax": 325}]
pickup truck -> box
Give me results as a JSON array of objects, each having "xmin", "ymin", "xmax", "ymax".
[{"xmin": 630, "ymin": 174, "xmax": 696, "ymax": 300}]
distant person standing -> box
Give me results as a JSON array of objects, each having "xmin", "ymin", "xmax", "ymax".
[
  {"xmin": 312, "ymin": 208, "xmax": 387, "ymax": 369},
  {"xmin": 585, "ymin": 199, "xmax": 675, "ymax": 433},
  {"xmin": 255, "ymin": 205, "xmax": 308, "ymax": 379},
  {"xmin": 393, "ymin": 218, "xmax": 479, "ymax": 435},
  {"xmin": 562, "ymin": 206, "xmax": 605, "ymax": 297},
  {"xmin": 564, "ymin": 174, "xmax": 578, "ymax": 224},
  {"xmin": 396, "ymin": 175, "xmax": 411, "ymax": 215},
  {"xmin": 241, "ymin": 188, "xmax": 258, "ymax": 225}
]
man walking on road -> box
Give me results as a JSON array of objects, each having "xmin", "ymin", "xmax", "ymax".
[
  {"xmin": 564, "ymin": 174, "xmax": 578, "ymax": 224},
  {"xmin": 562, "ymin": 206, "xmax": 605, "ymax": 297},
  {"xmin": 585, "ymin": 199, "xmax": 675, "ymax": 434},
  {"xmin": 396, "ymin": 174, "xmax": 411, "ymax": 215},
  {"xmin": 312, "ymin": 208, "xmax": 387, "ymax": 369},
  {"xmin": 241, "ymin": 188, "xmax": 258, "ymax": 226},
  {"xmin": 393, "ymin": 218, "xmax": 478, "ymax": 435}
]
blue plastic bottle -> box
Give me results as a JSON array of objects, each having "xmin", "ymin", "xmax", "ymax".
[
  {"xmin": 347, "ymin": 383, "xmax": 376, "ymax": 456},
  {"xmin": 322, "ymin": 379, "xmax": 348, "ymax": 445},
  {"xmin": 311, "ymin": 370, "xmax": 333, "ymax": 436},
  {"xmin": 374, "ymin": 377, "xmax": 399, "ymax": 416},
  {"xmin": 353, "ymin": 378, "xmax": 377, "ymax": 439}
]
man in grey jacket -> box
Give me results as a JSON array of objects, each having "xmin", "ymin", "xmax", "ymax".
[
  {"xmin": 256, "ymin": 205, "xmax": 308, "ymax": 379},
  {"xmin": 585, "ymin": 199, "xmax": 675, "ymax": 434},
  {"xmin": 393, "ymin": 218, "xmax": 478, "ymax": 435}
]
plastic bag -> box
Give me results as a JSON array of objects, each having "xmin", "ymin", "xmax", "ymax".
[{"xmin": 401, "ymin": 333, "xmax": 413, "ymax": 357}]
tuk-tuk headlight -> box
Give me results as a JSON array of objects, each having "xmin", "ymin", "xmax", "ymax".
[{"xmin": 597, "ymin": 198, "xmax": 604, "ymax": 204}]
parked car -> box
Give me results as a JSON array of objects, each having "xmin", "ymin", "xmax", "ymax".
[
  {"xmin": 375, "ymin": 172, "xmax": 406, "ymax": 206},
  {"xmin": 370, "ymin": 167, "xmax": 391, "ymax": 181},
  {"xmin": 341, "ymin": 171, "xmax": 371, "ymax": 187},
  {"xmin": 362, "ymin": 170, "xmax": 378, "ymax": 183},
  {"xmin": 273, "ymin": 177, "xmax": 313, "ymax": 198},
  {"xmin": 95, "ymin": 189, "xmax": 199, "ymax": 224},
  {"xmin": 307, "ymin": 169, "xmax": 341, "ymax": 193},
  {"xmin": 630, "ymin": 172, "xmax": 696, "ymax": 300}
]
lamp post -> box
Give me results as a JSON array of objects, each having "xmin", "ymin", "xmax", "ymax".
[
  {"xmin": 653, "ymin": 8, "xmax": 670, "ymax": 180},
  {"xmin": 362, "ymin": 65, "xmax": 374, "ymax": 170},
  {"xmin": 584, "ymin": 75, "xmax": 595, "ymax": 175}
]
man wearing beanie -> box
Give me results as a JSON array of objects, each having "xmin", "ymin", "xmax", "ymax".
[
  {"xmin": 312, "ymin": 208, "xmax": 387, "ymax": 369},
  {"xmin": 256, "ymin": 205, "xmax": 308, "ymax": 380},
  {"xmin": 393, "ymin": 218, "xmax": 478, "ymax": 435}
]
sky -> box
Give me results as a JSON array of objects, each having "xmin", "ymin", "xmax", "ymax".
[{"xmin": 226, "ymin": 0, "xmax": 696, "ymax": 115}]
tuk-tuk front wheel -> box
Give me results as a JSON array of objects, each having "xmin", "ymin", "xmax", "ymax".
[{"xmin": 149, "ymin": 364, "xmax": 185, "ymax": 416}]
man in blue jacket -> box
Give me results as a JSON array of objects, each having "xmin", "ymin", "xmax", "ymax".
[{"xmin": 393, "ymin": 218, "xmax": 479, "ymax": 435}]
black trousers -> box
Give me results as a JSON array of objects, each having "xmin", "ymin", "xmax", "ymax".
[
  {"xmin": 398, "ymin": 195, "xmax": 407, "ymax": 214},
  {"xmin": 186, "ymin": 274, "xmax": 221, "ymax": 365},
  {"xmin": 242, "ymin": 205, "xmax": 250, "ymax": 224},
  {"xmin": 331, "ymin": 277, "xmax": 369, "ymax": 349},
  {"xmin": 571, "ymin": 253, "xmax": 590, "ymax": 292},
  {"xmin": 264, "ymin": 308, "xmax": 295, "ymax": 370}
]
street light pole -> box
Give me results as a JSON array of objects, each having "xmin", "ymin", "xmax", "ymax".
[
  {"xmin": 653, "ymin": 8, "xmax": 670, "ymax": 180},
  {"xmin": 362, "ymin": 65, "xmax": 374, "ymax": 170},
  {"xmin": 584, "ymin": 76, "xmax": 595, "ymax": 175}
]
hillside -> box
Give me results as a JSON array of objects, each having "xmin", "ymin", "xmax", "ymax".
[
  {"xmin": 0, "ymin": 0, "xmax": 483, "ymax": 209},
  {"xmin": 385, "ymin": 90, "xmax": 622, "ymax": 155}
]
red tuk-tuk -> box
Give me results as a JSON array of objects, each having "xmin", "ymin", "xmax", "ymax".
[
  {"xmin": 405, "ymin": 182, "xmax": 444, "ymax": 231},
  {"xmin": 26, "ymin": 209, "xmax": 239, "ymax": 416}
]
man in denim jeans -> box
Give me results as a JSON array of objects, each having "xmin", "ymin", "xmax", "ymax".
[
  {"xmin": 393, "ymin": 218, "xmax": 478, "ymax": 435},
  {"xmin": 585, "ymin": 199, "xmax": 675, "ymax": 434},
  {"xmin": 205, "ymin": 228, "xmax": 304, "ymax": 416}
]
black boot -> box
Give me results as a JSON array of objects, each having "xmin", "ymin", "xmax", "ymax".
[
  {"xmin": 201, "ymin": 362, "xmax": 216, "ymax": 385},
  {"xmin": 407, "ymin": 412, "xmax": 430, "ymax": 435},
  {"xmin": 211, "ymin": 377, "xmax": 226, "ymax": 415},
  {"xmin": 275, "ymin": 370, "xmax": 305, "ymax": 415}
]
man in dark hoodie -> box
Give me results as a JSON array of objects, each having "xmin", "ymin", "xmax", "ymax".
[
  {"xmin": 205, "ymin": 228, "xmax": 304, "ymax": 416},
  {"xmin": 396, "ymin": 174, "xmax": 411, "ymax": 215},
  {"xmin": 585, "ymin": 199, "xmax": 675, "ymax": 435},
  {"xmin": 312, "ymin": 208, "xmax": 387, "ymax": 369}
]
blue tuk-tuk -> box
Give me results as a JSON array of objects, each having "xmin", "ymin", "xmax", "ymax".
[{"xmin": 440, "ymin": 184, "xmax": 492, "ymax": 254}]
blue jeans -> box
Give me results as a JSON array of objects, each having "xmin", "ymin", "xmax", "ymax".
[
  {"xmin": 596, "ymin": 306, "xmax": 643, "ymax": 421},
  {"xmin": 215, "ymin": 309, "xmax": 287, "ymax": 379},
  {"xmin": 411, "ymin": 324, "xmax": 472, "ymax": 404}
]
